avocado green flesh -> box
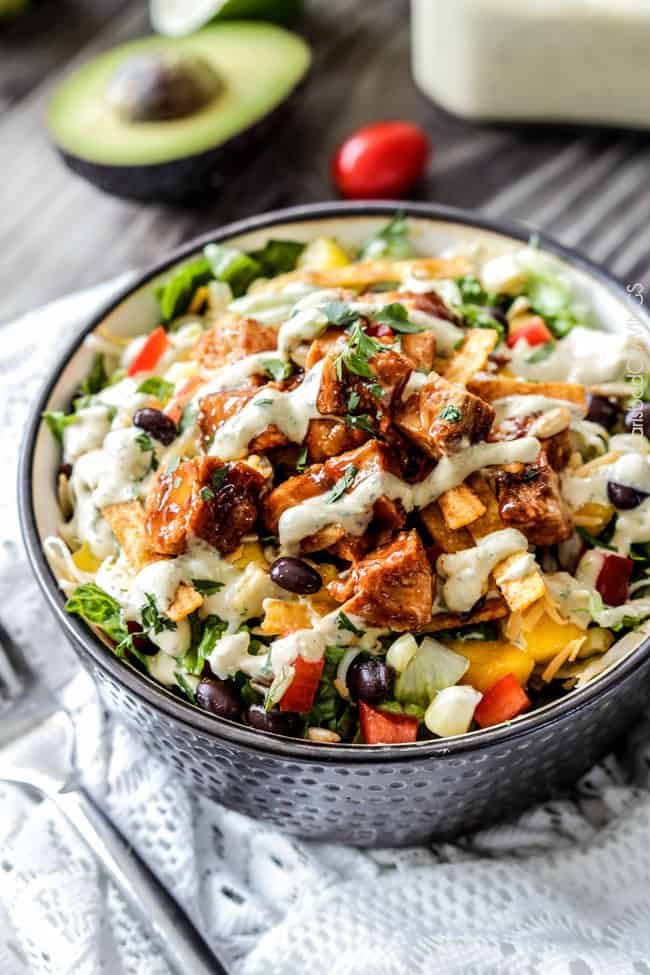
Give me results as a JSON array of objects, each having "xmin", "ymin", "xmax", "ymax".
[{"xmin": 47, "ymin": 23, "xmax": 310, "ymax": 167}]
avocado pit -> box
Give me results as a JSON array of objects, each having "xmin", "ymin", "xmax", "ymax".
[{"xmin": 106, "ymin": 51, "xmax": 223, "ymax": 123}]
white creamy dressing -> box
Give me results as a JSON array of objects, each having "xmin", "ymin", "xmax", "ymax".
[
  {"xmin": 437, "ymin": 528, "xmax": 530, "ymax": 613},
  {"xmin": 208, "ymin": 359, "xmax": 325, "ymax": 460},
  {"xmin": 561, "ymin": 442, "xmax": 650, "ymax": 534},
  {"xmin": 546, "ymin": 570, "xmax": 650, "ymax": 632},
  {"xmin": 266, "ymin": 609, "xmax": 385, "ymax": 675},
  {"xmin": 351, "ymin": 298, "xmax": 464, "ymax": 352},
  {"xmin": 278, "ymin": 437, "xmax": 541, "ymax": 551},
  {"xmin": 401, "ymin": 369, "xmax": 431, "ymax": 401},
  {"xmin": 510, "ymin": 326, "xmax": 631, "ymax": 385},
  {"xmin": 63, "ymin": 405, "xmax": 113, "ymax": 462},
  {"xmin": 492, "ymin": 394, "xmax": 583, "ymax": 426},
  {"xmin": 228, "ymin": 281, "xmax": 318, "ymax": 325}
]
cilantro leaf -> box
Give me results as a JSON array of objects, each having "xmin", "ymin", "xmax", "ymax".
[
  {"xmin": 358, "ymin": 213, "xmax": 412, "ymax": 261},
  {"xmin": 211, "ymin": 465, "xmax": 229, "ymax": 491},
  {"xmin": 374, "ymin": 303, "xmax": 422, "ymax": 333},
  {"xmin": 141, "ymin": 593, "xmax": 176, "ymax": 635},
  {"xmin": 438, "ymin": 404, "xmax": 463, "ymax": 423},
  {"xmin": 191, "ymin": 578, "xmax": 225, "ymax": 596},
  {"xmin": 336, "ymin": 611, "xmax": 364, "ymax": 637},
  {"xmin": 347, "ymin": 390, "xmax": 361, "ymax": 411},
  {"xmin": 327, "ymin": 464, "xmax": 358, "ymax": 503},
  {"xmin": 135, "ymin": 431, "xmax": 155, "ymax": 453},
  {"xmin": 183, "ymin": 613, "xmax": 228, "ymax": 676},
  {"xmin": 262, "ymin": 358, "xmax": 294, "ymax": 382},
  {"xmin": 65, "ymin": 583, "xmax": 134, "ymax": 658},
  {"xmin": 345, "ymin": 413, "xmax": 376, "ymax": 435},
  {"xmin": 322, "ymin": 301, "xmax": 360, "ymax": 329},
  {"xmin": 42, "ymin": 411, "xmax": 79, "ymax": 444},
  {"xmin": 137, "ymin": 377, "xmax": 175, "ymax": 400},
  {"xmin": 335, "ymin": 322, "xmax": 385, "ymax": 380},
  {"xmin": 295, "ymin": 446, "xmax": 309, "ymax": 473}
]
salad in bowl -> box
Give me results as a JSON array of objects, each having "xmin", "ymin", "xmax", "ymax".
[{"xmin": 42, "ymin": 213, "xmax": 650, "ymax": 745}]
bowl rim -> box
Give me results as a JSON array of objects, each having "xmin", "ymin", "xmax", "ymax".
[{"xmin": 18, "ymin": 198, "xmax": 650, "ymax": 764}]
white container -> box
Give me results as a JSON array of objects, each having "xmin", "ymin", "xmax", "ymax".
[{"xmin": 411, "ymin": 0, "xmax": 650, "ymax": 128}]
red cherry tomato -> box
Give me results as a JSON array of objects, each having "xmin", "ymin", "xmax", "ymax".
[
  {"xmin": 332, "ymin": 121, "xmax": 430, "ymax": 199},
  {"xmin": 506, "ymin": 316, "xmax": 554, "ymax": 349}
]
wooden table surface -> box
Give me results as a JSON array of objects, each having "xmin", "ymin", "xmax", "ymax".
[{"xmin": 3, "ymin": 0, "xmax": 650, "ymax": 325}]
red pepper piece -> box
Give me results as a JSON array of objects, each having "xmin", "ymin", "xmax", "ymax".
[
  {"xmin": 596, "ymin": 552, "xmax": 633, "ymax": 607},
  {"xmin": 474, "ymin": 673, "xmax": 530, "ymax": 728},
  {"xmin": 506, "ymin": 317, "xmax": 554, "ymax": 348},
  {"xmin": 280, "ymin": 656, "xmax": 325, "ymax": 713},
  {"xmin": 127, "ymin": 326, "xmax": 169, "ymax": 377},
  {"xmin": 358, "ymin": 700, "xmax": 419, "ymax": 744}
]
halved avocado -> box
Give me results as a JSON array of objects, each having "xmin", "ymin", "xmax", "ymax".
[{"xmin": 47, "ymin": 22, "xmax": 311, "ymax": 202}]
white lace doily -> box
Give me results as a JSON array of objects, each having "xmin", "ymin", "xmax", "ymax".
[{"xmin": 2, "ymin": 281, "xmax": 650, "ymax": 975}]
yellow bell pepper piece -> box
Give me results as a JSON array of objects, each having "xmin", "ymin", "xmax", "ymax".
[
  {"xmin": 299, "ymin": 237, "xmax": 350, "ymax": 271},
  {"xmin": 520, "ymin": 612, "xmax": 586, "ymax": 663},
  {"xmin": 447, "ymin": 640, "xmax": 535, "ymax": 692},
  {"xmin": 573, "ymin": 501, "xmax": 615, "ymax": 535},
  {"xmin": 72, "ymin": 543, "xmax": 102, "ymax": 574},
  {"xmin": 228, "ymin": 540, "xmax": 266, "ymax": 571},
  {"xmin": 308, "ymin": 563, "xmax": 340, "ymax": 616}
]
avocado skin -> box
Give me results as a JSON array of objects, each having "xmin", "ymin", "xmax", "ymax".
[{"xmin": 53, "ymin": 82, "xmax": 304, "ymax": 203}]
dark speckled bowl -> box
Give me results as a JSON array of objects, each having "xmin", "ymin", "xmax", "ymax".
[{"xmin": 18, "ymin": 201, "xmax": 650, "ymax": 846}]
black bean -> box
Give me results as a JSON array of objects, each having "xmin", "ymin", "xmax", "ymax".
[
  {"xmin": 624, "ymin": 403, "xmax": 650, "ymax": 438},
  {"xmin": 126, "ymin": 620, "xmax": 157, "ymax": 656},
  {"xmin": 196, "ymin": 678, "xmax": 242, "ymax": 721},
  {"xmin": 57, "ymin": 463, "xmax": 73, "ymax": 479},
  {"xmin": 485, "ymin": 306, "xmax": 508, "ymax": 328},
  {"xmin": 346, "ymin": 656, "xmax": 394, "ymax": 704},
  {"xmin": 607, "ymin": 480, "xmax": 650, "ymax": 510},
  {"xmin": 246, "ymin": 704, "xmax": 303, "ymax": 737},
  {"xmin": 586, "ymin": 394, "xmax": 619, "ymax": 430},
  {"xmin": 133, "ymin": 407, "xmax": 177, "ymax": 446},
  {"xmin": 269, "ymin": 557, "xmax": 322, "ymax": 595}
]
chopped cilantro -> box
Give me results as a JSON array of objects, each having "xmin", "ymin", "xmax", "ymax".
[
  {"xmin": 135, "ymin": 431, "xmax": 155, "ymax": 453},
  {"xmin": 336, "ymin": 611, "xmax": 364, "ymax": 637},
  {"xmin": 322, "ymin": 301, "xmax": 360, "ymax": 329},
  {"xmin": 347, "ymin": 390, "xmax": 361, "ymax": 411},
  {"xmin": 191, "ymin": 578, "xmax": 224, "ymax": 596},
  {"xmin": 374, "ymin": 302, "xmax": 422, "ymax": 333},
  {"xmin": 521, "ymin": 468, "xmax": 540, "ymax": 482},
  {"xmin": 254, "ymin": 398, "xmax": 274, "ymax": 407},
  {"xmin": 211, "ymin": 465, "xmax": 229, "ymax": 491},
  {"xmin": 137, "ymin": 377, "xmax": 175, "ymax": 400},
  {"xmin": 141, "ymin": 593, "xmax": 176, "ymax": 635},
  {"xmin": 295, "ymin": 446, "xmax": 309, "ymax": 473},
  {"xmin": 439, "ymin": 404, "xmax": 463, "ymax": 423},
  {"xmin": 345, "ymin": 413, "xmax": 376, "ymax": 435},
  {"xmin": 335, "ymin": 322, "xmax": 385, "ymax": 380},
  {"xmin": 327, "ymin": 464, "xmax": 358, "ymax": 503},
  {"xmin": 262, "ymin": 359, "xmax": 293, "ymax": 382}
]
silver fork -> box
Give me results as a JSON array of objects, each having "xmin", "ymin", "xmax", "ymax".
[{"xmin": 0, "ymin": 618, "xmax": 226, "ymax": 975}]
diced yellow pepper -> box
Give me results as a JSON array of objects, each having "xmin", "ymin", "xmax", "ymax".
[
  {"xmin": 308, "ymin": 563, "xmax": 340, "ymax": 616},
  {"xmin": 573, "ymin": 501, "xmax": 615, "ymax": 534},
  {"xmin": 520, "ymin": 612, "xmax": 586, "ymax": 663},
  {"xmin": 228, "ymin": 541, "xmax": 266, "ymax": 571},
  {"xmin": 298, "ymin": 237, "xmax": 350, "ymax": 271},
  {"xmin": 72, "ymin": 543, "xmax": 102, "ymax": 573},
  {"xmin": 447, "ymin": 640, "xmax": 535, "ymax": 692}
]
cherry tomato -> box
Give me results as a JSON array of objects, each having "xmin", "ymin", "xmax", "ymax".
[
  {"xmin": 506, "ymin": 316, "xmax": 553, "ymax": 349},
  {"xmin": 332, "ymin": 121, "xmax": 430, "ymax": 199}
]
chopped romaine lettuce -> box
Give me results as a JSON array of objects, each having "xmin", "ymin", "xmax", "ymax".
[
  {"xmin": 248, "ymin": 239, "xmax": 305, "ymax": 276},
  {"xmin": 156, "ymin": 256, "xmax": 214, "ymax": 324}
]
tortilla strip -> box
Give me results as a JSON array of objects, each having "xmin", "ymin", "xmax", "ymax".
[
  {"xmin": 444, "ymin": 329, "xmax": 499, "ymax": 386},
  {"xmin": 493, "ymin": 554, "xmax": 545, "ymax": 614},
  {"xmin": 419, "ymin": 503, "xmax": 473, "ymax": 552},
  {"xmin": 467, "ymin": 376, "xmax": 587, "ymax": 410},
  {"xmin": 423, "ymin": 596, "xmax": 508, "ymax": 633},
  {"xmin": 102, "ymin": 501, "xmax": 158, "ymax": 571},
  {"xmin": 466, "ymin": 473, "xmax": 504, "ymax": 540},
  {"xmin": 438, "ymin": 483, "xmax": 486, "ymax": 530},
  {"xmin": 251, "ymin": 256, "xmax": 473, "ymax": 293},
  {"xmin": 168, "ymin": 583, "xmax": 204, "ymax": 622}
]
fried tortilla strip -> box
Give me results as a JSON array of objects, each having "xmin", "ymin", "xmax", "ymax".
[
  {"xmin": 419, "ymin": 502, "xmax": 473, "ymax": 552},
  {"xmin": 102, "ymin": 501, "xmax": 158, "ymax": 571},
  {"xmin": 250, "ymin": 256, "xmax": 473, "ymax": 293},
  {"xmin": 423, "ymin": 596, "xmax": 508, "ymax": 633},
  {"xmin": 444, "ymin": 329, "xmax": 500, "ymax": 385},
  {"xmin": 493, "ymin": 554, "xmax": 545, "ymax": 614},
  {"xmin": 467, "ymin": 376, "xmax": 587, "ymax": 410},
  {"xmin": 466, "ymin": 473, "xmax": 504, "ymax": 540},
  {"xmin": 168, "ymin": 583, "xmax": 204, "ymax": 622},
  {"xmin": 438, "ymin": 483, "xmax": 487, "ymax": 530},
  {"xmin": 260, "ymin": 599, "xmax": 312, "ymax": 636}
]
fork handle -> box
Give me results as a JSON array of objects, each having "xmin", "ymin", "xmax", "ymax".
[{"xmin": 53, "ymin": 787, "xmax": 226, "ymax": 975}]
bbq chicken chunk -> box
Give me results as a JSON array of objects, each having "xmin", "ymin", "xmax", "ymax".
[
  {"xmin": 194, "ymin": 313, "xmax": 277, "ymax": 370},
  {"xmin": 263, "ymin": 440, "xmax": 405, "ymax": 556},
  {"xmin": 305, "ymin": 418, "xmax": 368, "ymax": 462},
  {"xmin": 328, "ymin": 530, "xmax": 434, "ymax": 631},
  {"xmin": 198, "ymin": 385, "xmax": 291, "ymax": 454},
  {"xmin": 394, "ymin": 374, "xmax": 495, "ymax": 457},
  {"xmin": 145, "ymin": 456, "xmax": 266, "ymax": 556},
  {"xmin": 495, "ymin": 451, "xmax": 573, "ymax": 546},
  {"xmin": 317, "ymin": 345, "xmax": 413, "ymax": 436},
  {"xmin": 357, "ymin": 289, "xmax": 461, "ymax": 325}
]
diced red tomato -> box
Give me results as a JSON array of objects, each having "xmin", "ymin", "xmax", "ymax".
[
  {"xmin": 165, "ymin": 375, "xmax": 203, "ymax": 424},
  {"xmin": 332, "ymin": 121, "xmax": 430, "ymax": 199},
  {"xmin": 280, "ymin": 656, "xmax": 325, "ymax": 713},
  {"xmin": 127, "ymin": 326, "xmax": 169, "ymax": 376},
  {"xmin": 506, "ymin": 317, "xmax": 554, "ymax": 349},
  {"xmin": 358, "ymin": 700, "xmax": 419, "ymax": 744},
  {"xmin": 596, "ymin": 552, "xmax": 633, "ymax": 607},
  {"xmin": 474, "ymin": 673, "xmax": 530, "ymax": 729},
  {"xmin": 366, "ymin": 322, "xmax": 395, "ymax": 340}
]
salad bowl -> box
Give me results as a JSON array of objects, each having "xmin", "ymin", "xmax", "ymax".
[{"xmin": 19, "ymin": 201, "xmax": 650, "ymax": 846}]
